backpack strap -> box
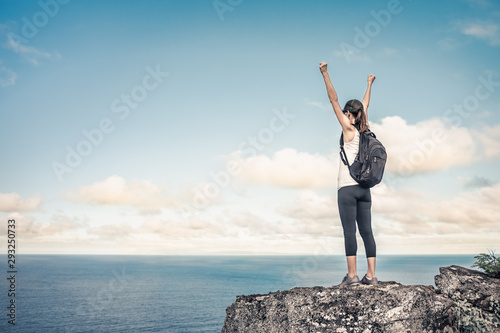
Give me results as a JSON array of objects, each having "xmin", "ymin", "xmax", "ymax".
[
  {"xmin": 339, "ymin": 133, "xmax": 349, "ymax": 166},
  {"xmin": 339, "ymin": 125, "xmax": 359, "ymax": 166}
]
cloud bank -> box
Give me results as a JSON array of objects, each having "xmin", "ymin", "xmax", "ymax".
[
  {"xmin": 66, "ymin": 175, "xmax": 175, "ymax": 208},
  {"xmin": 229, "ymin": 148, "xmax": 337, "ymax": 189},
  {"xmin": 0, "ymin": 192, "xmax": 41, "ymax": 211}
]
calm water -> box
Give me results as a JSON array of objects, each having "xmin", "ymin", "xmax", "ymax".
[{"xmin": 1, "ymin": 255, "xmax": 475, "ymax": 332}]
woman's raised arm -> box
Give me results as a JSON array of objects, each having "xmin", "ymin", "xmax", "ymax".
[
  {"xmin": 319, "ymin": 62, "xmax": 352, "ymax": 132},
  {"xmin": 361, "ymin": 74, "xmax": 376, "ymax": 116}
]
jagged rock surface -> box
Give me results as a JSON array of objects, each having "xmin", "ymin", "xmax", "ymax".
[
  {"xmin": 221, "ymin": 265, "xmax": 500, "ymax": 333},
  {"xmin": 435, "ymin": 265, "xmax": 500, "ymax": 331}
]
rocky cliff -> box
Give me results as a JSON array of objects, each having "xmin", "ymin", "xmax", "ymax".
[{"xmin": 221, "ymin": 265, "xmax": 500, "ymax": 333}]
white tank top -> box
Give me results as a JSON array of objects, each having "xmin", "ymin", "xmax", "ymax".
[{"xmin": 338, "ymin": 129, "xmax": 360, "ymax": 189}]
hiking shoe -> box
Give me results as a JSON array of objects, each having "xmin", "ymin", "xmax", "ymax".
[
  {"xmin": 361, "ymin": 274, "xmax": 379, "ymax": 285},
  {"xmin": 340, "ymin": 274, "xmax": 360, "ymax": 286}
]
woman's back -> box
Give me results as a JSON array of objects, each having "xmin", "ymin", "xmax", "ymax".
[{"xmin": 338, "ymin": 129, "xmax": 359, "ymax": 189}]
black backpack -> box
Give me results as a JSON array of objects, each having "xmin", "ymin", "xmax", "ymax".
[{"xmin": 340, "ymin": 129, "xmax": 387, "ymax": 188}]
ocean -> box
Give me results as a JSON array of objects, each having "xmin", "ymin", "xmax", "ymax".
[{"xmin": 1, "ymin": 255, "xmax": 476, "ymax": 332}]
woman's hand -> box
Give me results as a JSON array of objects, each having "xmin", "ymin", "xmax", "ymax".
[
  {"xmin": 367, "ymin": 74, "xmax": 376, "ymax": 84},
  {"xmin": 319, "ymin": 62, "xmax": 328, "ymax": 74}
]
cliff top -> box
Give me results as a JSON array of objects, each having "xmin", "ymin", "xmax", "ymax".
[{"xmin": 221, "ymin": 265, "xmax": 500, "ymax": 333}]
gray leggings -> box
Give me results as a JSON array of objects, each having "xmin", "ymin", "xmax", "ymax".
[{"xmin": 338, "ymin": 185, "xmax": 376, "ymax": 257}]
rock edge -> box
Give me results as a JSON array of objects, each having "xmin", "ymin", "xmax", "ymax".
[{"xmin": 221, "ymin": 265, "xmax": 500, "ymax": 333}]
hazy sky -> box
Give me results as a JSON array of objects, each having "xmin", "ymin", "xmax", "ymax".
[{"xmin": 1, "ymin": 0, "xmax": 499, "ymax": 255}]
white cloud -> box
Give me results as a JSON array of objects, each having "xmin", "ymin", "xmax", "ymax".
[
  {"xmin": 66, "ymin": 175, "xmax": 176, "ymax": 208},
  {"xmin": 3, "ymin": 212, "xmax": 83, "ymax": 238},
  {"xmin": 278, "ymin": 190, "xmax": 343, "ymax": 237},
  {"xmin": 227, "ymin": 116, "xmax": 500, "ymax": 188},
  {"xmin": 371, "ymin": 116, "xmax": 476, "ymax": 175},
  {"xmin": 474, "ymin": 123, "xmax": 500, "ymax": 158},
  {"xmin": 280, "ymin": 190, "xmax": 338, "ymax": 220},
  {"xmin": 464, "ymin": 0, "xmax": 492, "ymax": 8},
  {"xmin": 8, "ymin": 181, "xmax": 499, "ymax": 254},
  {"xmin": 460, "ymin": 22, "xmax": 500, "ymax": 46},
  {"xmin": 275, "ymin": 181, "xmax": 498, "ymax": 242},
  {"xmin": 0, "ymin": 192, "xmax": 41, "ymax": 211},
  {"xmin": 303, "ymin": 98, "xmax": 329, "ymax": 111},
  {"xmin": 370, "ymin": 181, "xmax": 500, "ymax": 235},
  {"xmin": 230, "ymin": 148, "xmax": 337, "ymax": 189},
  {"xmin": 4, "ymin": 39, "xmax": 61, "ymax": 65},
  {"xmin": 371, "ymin": 183, "xmax": 428, "ymax": 223},
  {"xmin": 429, "ymin": 183, "xmax": 500, "ymax": 229},
  {"xmin": 87, "ymin": 222, "xmax": 135, "ymax": 240}
]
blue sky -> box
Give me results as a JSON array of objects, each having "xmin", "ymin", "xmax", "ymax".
[{"xmin": 1, "ymin": 0, "xmax": 499, "ymax": 254}]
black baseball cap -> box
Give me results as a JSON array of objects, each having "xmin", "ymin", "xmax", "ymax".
[{"xmin": 343, "ymin": 99, "xmax": 363, "ymax": 114}]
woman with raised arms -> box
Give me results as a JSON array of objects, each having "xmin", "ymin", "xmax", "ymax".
[{"xmin": 319, "ymin": 62, "xmax": 378, "ymax": 286}]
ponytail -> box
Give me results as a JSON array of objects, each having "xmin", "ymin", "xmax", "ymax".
[
  {"xmin": 355, "ymin": 107, "xmax": 369, "ymax": 133},
  {"xmin": 344, "ymin": 99, "xmax": 369, "ymax": 133}
]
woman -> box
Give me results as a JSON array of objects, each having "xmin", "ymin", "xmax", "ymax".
[{"xmin": 319, "ymin": 62, "xmax": 378, "ymax": 286}]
